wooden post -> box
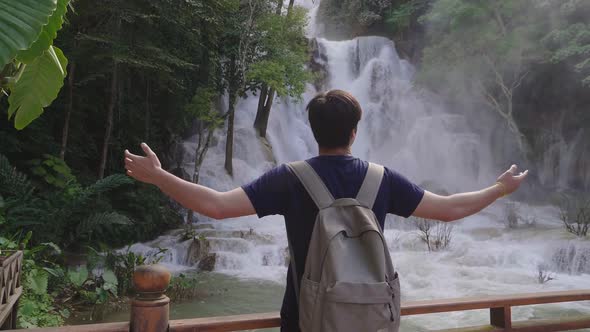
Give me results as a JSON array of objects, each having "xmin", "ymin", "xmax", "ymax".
[
  {"xmin": 490, "ymin": 306, "xmax": 512, "ymax": 329},
  {"xmin": 130, "ymin": 265, "xmax": 171, "ymax": 332}
]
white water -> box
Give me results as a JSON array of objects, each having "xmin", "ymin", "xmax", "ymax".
[{"xmin": 130, "ymin": 1, "xmax": 590, "ymax": 329}]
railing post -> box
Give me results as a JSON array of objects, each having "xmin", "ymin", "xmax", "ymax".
[
  {"xmin": 130, "ymin": 264, "xmax": 171, "ymax": 332},
  {"xmin": 490, "ymin": 306, "xmax": 512, "ymax": 329}
]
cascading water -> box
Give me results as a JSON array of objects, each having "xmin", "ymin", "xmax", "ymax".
[{"xmin": 127, "ymin": 1, "xmax": 590, "ymax": 329}]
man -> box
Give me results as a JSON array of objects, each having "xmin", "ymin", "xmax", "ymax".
[{"xmin": 124, "ymin": 90, "xmax": 528, "ymax": 331}]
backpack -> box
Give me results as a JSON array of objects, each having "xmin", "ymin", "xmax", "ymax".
[{"xmin": 287, "ymin": 161, "xmax": 401, "ymax": 332}]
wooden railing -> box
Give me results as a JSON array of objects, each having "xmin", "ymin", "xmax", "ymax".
[
  {"xmin": 5, "ymin": 265, "xmax": 590, "ymax": 332},
  {"xmin": 0, "ymin": 251, "xmax": 23, "ymax": 330}
]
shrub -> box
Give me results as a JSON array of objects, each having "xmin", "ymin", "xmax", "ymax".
[
  {"xmin": 537, "ymin": 263, "xmax": 555, "ymax": 284},
  {"xmin": 167, "ymin": 273, "xmax": 201, "ymax": 302},
  {"xmin": 415, "ymin": 218, "xmax": 453, "ymax": 252},
  {"xmin": 560, "ymin": 197, "xmax": 590, "ymax": 237}
]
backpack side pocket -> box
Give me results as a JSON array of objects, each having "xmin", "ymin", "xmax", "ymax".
[{"xmin": 299, "ymin": 277, "xmax": 319, "ymax": 331}]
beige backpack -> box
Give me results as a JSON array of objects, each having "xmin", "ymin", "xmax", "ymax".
[{"xmin": 287, "ymin": 161, "xmax": 401, "ymax": 332}]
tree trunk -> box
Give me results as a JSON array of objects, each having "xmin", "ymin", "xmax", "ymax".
[
  {"xmin": 254, "ymin": 84, "xmax": 268, "ymax": 128},
  {"xmin": 276, "ymin": 0, "xmax": 284, "ymax": 14},
  {"xmin": 224, "ymin": 89, "xmax": 238, "ymax": 176},
  {"xmin": 187, "ymin": 124, "xmax": 216, "ymax": 223},
  {"xmin": 98, "ymin": 61, "xmax": 118, "ymax": 179},
  {"xmin": 252, "ymin": 0, "xmax": 287, "ymax": 138},
  {"xmin": 60, "ymin": 62, "xmax": 76, "ymax": 160},
  {"xmin": 145, "ymin": 78, "xmax": 151, "ymax": 141},
  {"xmin": 254, "ymin": 88, "xmax": 275, "ymax": 138}
]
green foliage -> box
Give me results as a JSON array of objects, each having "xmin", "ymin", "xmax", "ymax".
[
  {"xmin": 27, "ymin": 268, "xmax": 49, "ymax": 295},
  {"xmin": 544, "ymin": 22, "xmax": 590, "ymax": 86},
  {"xmin": 0, "ymin": 153, "xmax": 34, "ymax": 198},
  {"xmin": 29, "ymin": 154, "xmax": 76, "ymax": 189},
  {"xmin": 0, "ymin": 0, "xmax": 58, "ymax": 68},
  {"xmin": 319, "ymin": 0, "xmax": 394, "ymax": 36},
  {"xmin": 0, "ymin": 235, "xmax": 67, "ymax": 328},
  {"xmin": 67, "ymin": 266, "xmax": 88, "ymax": 287},
  {"xmin": 167, "ymin": 273, "xmax": 200, "ymax": 302},
  {"xmin": 418, "ymin": 0, "xmax": 553, "ymax": 154},
  {"xmin": 19, "ymin": 293, "xmax": 65, "ymax": 328},
  {"xmin": 7, "ymin": 46, "xmax": 68, "ymax": 129},
  {"xmin": 17, "ymin": 0, "xmax": 71, "ymax": 64},
  {"xmin": 386, "ymin": 0, "xmax": 429, "ymax": 32},
  {"xmin": 0, "ymin": 153, "xmax": 136, "ymax": 249},
  {"xmin": 247, "ymin": 6, "xmax": 312, "ymax": 100},
  {"xmin": 96, "ymin": 246, "xmax": 167, "ymax": 296},
  {"xmin": 64, "ymin": 265, "xmax": 119, "ymax": 305},
  {"xmin": 1, "ymin": 0, "xmax": 71, "ymax": 129},
  {"xmin": 186, "ymin": 87, "xmax": 224, "ymax": 128}
]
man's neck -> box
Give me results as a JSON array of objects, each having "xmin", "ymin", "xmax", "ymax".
[{"xmin": 318, "ymin": 146, "xmax": 352, "ymax": 156}]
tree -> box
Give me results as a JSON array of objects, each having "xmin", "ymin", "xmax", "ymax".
[
  {"xmin": 72, "ymin": 0, "xmax": 199, "ymax": 178},
  {"xmin": 543, "ymin": 1, "xmax": 590, "ymax": 87},
  {"xmin": 223, "ymin": 0, "xmax": 273, "ymax": 176},
  {"xmin": 0, "ymin": 0, "xmax": 71, "ymax": 130},
  {"xmin": 319, "ymin": 0, "xmax": 394, "ymax": 37},
  {"xmin": 185, "ymin": 88, "xmax": 224, "ymax": 223},
  {"xmin": 250, "ymin": 3, "xmax": 311, "ymax": 138},
  {"xmin": 419, "ymin": 0, "xmax": 544, "ymax": 155}
]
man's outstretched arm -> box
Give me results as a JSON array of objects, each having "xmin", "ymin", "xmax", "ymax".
[
  {"xmin": 124, "ymin": 143, "xmax": 255, "ymax": 220},
  {"xmin": 413, "ymin": 165, "xmax": 528, "ymax": 222}
]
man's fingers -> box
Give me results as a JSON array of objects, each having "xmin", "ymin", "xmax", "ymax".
[
  {"xmin": 141, "ymin": 143, "xmax": 156, "ymax": 157},
  {"xmin": 508, "ymin": 164, "xmax": 517, "ymax": 174},
  {"xmin": 125, "ymin": 149, "xmax": 141, "ymax": 161},
  {"xmin": 515, "ymin": 169, "xmax": 529, "ymax": 180}
]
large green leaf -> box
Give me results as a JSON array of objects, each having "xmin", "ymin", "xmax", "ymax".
[
  {"xmin": 67, "ymin": 266, "xmax": 88, "ymax": 287},
  {"xmin": 7, "ymin": 46, "xmax": 67, "ymax": 130},
  {"xmin": 17, "ymin": 0, "xmax": 70, "ymax": 64},
  {"xmin": 27, "ymin": 269, "xmax": 48, "ymax": 295},
  {"xmin": 0, "ymin": 0, "xmax": 57, "ymax": 68}
]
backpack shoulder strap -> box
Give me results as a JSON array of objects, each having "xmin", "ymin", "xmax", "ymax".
[
  {"xmin": 287, "ymin": 161, "xmax": 334, "ymax": 209},
  {"xmin": 356, "ymin": 162, "xmax": 385, "ymax": 209}
]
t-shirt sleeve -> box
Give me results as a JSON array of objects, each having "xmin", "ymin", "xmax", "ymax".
[
  {"xmin": 241, "ymin": 164, "xmax": 291, "ymax": 218},
  {"xmin": 386, "ymin": 168, "xmax": 425, "ymax": 218}
]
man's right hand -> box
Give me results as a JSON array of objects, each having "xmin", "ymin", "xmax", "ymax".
[
  {"xmin": 495, "ymin": 164, "xmax": 529, "ymax": 196},
  {"xmin": 124, "ymin": 143, "xmax": 164, "ymax": 185}
]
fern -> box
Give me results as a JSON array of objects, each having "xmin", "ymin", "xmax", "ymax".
[
  {"xmin": 87, "ymin": 174, "xmax": 134, "ymax": 195},
  {"xmin": 76, "ymin": 212, "xmax": 133, "ymax": 239},
  {"xmin": 0, "ymin": 154, "xmax": 35, "ymax": 198},
  {"xmin": 67, "ymin": 174, "xmax": 133, "ymax": 210}
]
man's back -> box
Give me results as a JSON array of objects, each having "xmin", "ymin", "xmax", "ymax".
[{"xmin": 242, "ymin": 155, "xmax": 424, "ymax": 330}]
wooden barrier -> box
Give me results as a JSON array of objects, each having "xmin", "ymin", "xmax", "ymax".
[
  {"xmin": 0, "ymin": 251, "xmax": 23, "ymax": 330},
  {"xmin": 4, "ymin": 265, "xmax": 590, "ymax": 331}
]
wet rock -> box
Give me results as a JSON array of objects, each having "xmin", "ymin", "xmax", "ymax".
[
  {"xmin": 186, "ymin": 236, "xmax": 211, "ymax": 266},
  {"xmin": 309, "ymin": 38, "xmax": 329, "ymax": 91},
  {"xmin": 198, "ymin": 253, "xmax": 217, "ymax": 271}
]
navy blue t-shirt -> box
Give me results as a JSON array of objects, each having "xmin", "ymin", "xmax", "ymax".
[{"xmin": 242, "ymin": 155, "xmax": 424, "ymax": 331}]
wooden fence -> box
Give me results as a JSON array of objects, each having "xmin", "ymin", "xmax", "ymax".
[{"xmin": 4, "ymin": 264, "xmax": 590, "ymax": 332}]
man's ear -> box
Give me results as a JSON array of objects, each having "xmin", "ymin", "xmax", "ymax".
[{"xmin": 350, "ymin": 128, "xmax": 357, "ymax": 145}]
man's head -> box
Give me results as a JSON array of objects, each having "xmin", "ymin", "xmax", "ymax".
[{"xmin": 306, "ymin": 90, "xmax": 363, "ymax": 150}]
